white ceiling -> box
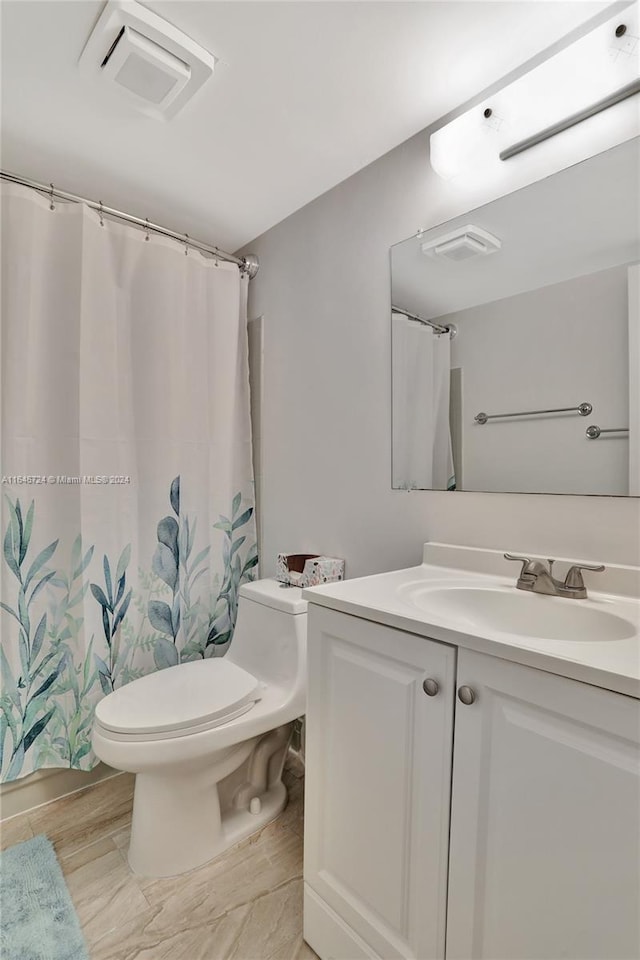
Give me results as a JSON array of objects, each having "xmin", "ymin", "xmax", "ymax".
[{"xmin": 0, "ymin": 1, "xmax": 614, "ymax": 252}]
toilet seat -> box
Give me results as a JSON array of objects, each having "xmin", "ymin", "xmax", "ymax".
[{"xmin": 94, "ymin": 658, "xmax": 262, "ymax": 741}]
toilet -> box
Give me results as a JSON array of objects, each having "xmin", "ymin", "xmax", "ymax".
[{"xmin": 91, "ymin": 579, "xmax": 307, "ymax": 877}]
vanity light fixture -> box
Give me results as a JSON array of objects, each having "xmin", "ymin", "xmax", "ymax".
[{"xmin": 430, "ymin": 6, "xmax": 640, "ymax": 179}]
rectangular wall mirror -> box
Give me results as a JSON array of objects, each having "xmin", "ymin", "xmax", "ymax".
[{"xmin": 390, "ymin": 138, "xmax": 639, "ymax": 496}]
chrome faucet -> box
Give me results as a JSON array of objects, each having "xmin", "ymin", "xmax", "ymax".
[{"xmin": 504, "ymin": 554, "xmax": 605, "ymax": 600}]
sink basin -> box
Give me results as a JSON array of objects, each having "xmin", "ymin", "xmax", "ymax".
[{"xmin": 401, "ymin": 585, "xmax": 637, "ymax": 642}]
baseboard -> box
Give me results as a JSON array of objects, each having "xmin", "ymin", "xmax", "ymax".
[
  {"xmin": 0, "ymin": 763, "xmax": 118, "ymax": 820},
  {"xmin": 304, "ymin": 884, "xmax": 380, "ymax": 960}
]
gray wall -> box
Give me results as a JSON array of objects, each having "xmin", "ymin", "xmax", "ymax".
[
  {"xmin": 445, "ymin": 265, "xmax": 630, "ymax": 496},
  {"xmin": 240, "ymin": 128, "xmax": 640, "ymax": 578}
]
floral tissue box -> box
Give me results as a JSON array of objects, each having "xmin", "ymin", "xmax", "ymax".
[{"xmin": 276, "ymin": 553, "xmax": 345, "ymax": 587}]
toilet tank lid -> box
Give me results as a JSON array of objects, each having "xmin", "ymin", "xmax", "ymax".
[{"xmin": 239, "ymin": 579, "xmax": 307, "ymax": 614}]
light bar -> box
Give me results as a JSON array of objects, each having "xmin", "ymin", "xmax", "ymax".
[
  {"xmin": 430, "ymin": 7, "xmax": 640, "ymax": 180},
  {"xmin": 500, "ymin": 77, "xmax": 640, "ymax": 161}
]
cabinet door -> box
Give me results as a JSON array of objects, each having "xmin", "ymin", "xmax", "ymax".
[
  {"xmin": 447, "ymin": 648, "xmax": 640, "ymax": 960},
  {"xmin": 304, "ymin": 606, "xmax": 456, "ymax": 960}
]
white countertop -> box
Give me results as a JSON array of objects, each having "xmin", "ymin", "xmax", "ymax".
[{"xmin": 303, "ymin": 543, "xmax": 640, "ymax": 699}]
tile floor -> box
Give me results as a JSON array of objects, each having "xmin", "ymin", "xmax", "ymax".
[{"xmin": 0, "ymin": 755, "xmax": 318, "ymax": 960}]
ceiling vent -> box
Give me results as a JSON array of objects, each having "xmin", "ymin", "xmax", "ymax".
[
  {"xmin": 421, "ymin": 225, "xmax": 502, "ymax": 262},
  {"xmin": 79, "ymin": 0, "xmax": 216, "ymax": 120}
]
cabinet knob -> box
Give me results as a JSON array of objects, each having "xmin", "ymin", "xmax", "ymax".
[
  {"xmin": 422, "ymin": 678, "xmax": 439, "ymax": 697},
  {"xmin": 457, "ymin": 685, "xmax": 476, "ymax": 705}
]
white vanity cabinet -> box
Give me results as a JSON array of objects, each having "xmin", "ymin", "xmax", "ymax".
[
  {"xmin": 304, "ymin": 606, "xmax": 457, "ymax": 960},
  {"xmin": 304, "ymin": 606, "xmax": 640, "ymax": 960},
  {"xmin": 447, "ymin": 648, "xmax": 640, "ymax": 960}
]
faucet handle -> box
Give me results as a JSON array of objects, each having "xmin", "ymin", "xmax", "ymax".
[
  {"xmin": 563, "ymin": 563, "xmax": 605, "ymax": 590},
  {"xmin": 504, "ymin": 553, "xmax": 535, "ymax": 577}
]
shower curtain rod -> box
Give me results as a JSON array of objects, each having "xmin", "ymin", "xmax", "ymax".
[
  {"xmin": 392, "ymin": 305, "xmax": 455, "ymax": 338},
  {"xmin": 0, "ymin": 170, "xmax": 259, "ymax": 278}
]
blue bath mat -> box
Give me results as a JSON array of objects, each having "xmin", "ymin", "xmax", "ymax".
[{"xmin": 0, "ymin": 834, "xmax": 89, "ymax": 960}]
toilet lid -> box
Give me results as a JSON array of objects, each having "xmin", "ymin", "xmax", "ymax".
[{"xmin": 94, "ymin": 659, "xmax": 261, "ymax": 736}]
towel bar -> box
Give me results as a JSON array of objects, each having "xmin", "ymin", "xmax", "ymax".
[
  {"xmin": 474, "ymin": 402, "xmax": 592, "ymax": 425},
  {"xmin": 585, "ymin": 425, "xmax": 629, "ymax": 439}
]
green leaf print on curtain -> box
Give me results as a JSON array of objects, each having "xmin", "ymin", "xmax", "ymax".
[
  {"xmin": 0, "ymin": 486, "xmax": 258, "ymax": 782},
  {"xmin": 1, "ymin": 497, "xmax": 61, "ymax": 780},
  {"xmin": 149, "ymin": 477, "xmax": 259, "ymax": 665},
  {"xmin": 90, "ymin": 546, "xmax": 133, "ymax": 693},
  {"xmin": 149, "ymin": 476, "xmax": 182, "ymax": 665},
  {"xmin": 206, "ymin": 492, "xmax": 259, "ymax": 654}
]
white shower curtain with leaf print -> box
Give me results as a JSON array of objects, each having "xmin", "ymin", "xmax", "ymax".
[{"xmin": 0, "ymin": 183, "xmax": 258, "ymax": 782}]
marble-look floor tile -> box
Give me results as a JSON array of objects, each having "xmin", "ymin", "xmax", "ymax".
[
  {"xmin": 111, "ymin": 824, "xmax": 131, "ymax": 851},
  {"xmin": 140, "ymin": 824, "xmax": 302, "ymax": 926},
  {"xmin": 60, "ymin": 836, "xmax": 116, "ymax": 875},
  {"xmin": 0, "ymin": 812, "xmax": 34, "ymax": 851},
  {"xmin": 292, "ymin": 938, "xmax": 320, "ymax": 960},
  {"xmin": 64, "ymin": 836, "xmax": 151, "ymax": 944},
  {"xmin": 92, "ymin": 879, "xmax": 313, "ymax": 960},
  {"xmin": 226, "ymin": 877, "xmax": 304, "ymax": 960},
  {"xmin": 91, "ymin": 901, "xmax": 251, "ymax": 960},
  {"xmin": 27, "ymin": 773, "xmax": 134, "ymax": 860},
  {"xmin": 104, "ymin": 830, "xmax": 303, "ymax": 959},
  {"xmin": 260, "ymin": 820, "xmax": 303, "ymax": 875}
]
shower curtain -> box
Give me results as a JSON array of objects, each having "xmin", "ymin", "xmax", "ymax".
[
  {"xmin": 0, "ymin": 183, "xmax": 258, "ymax": 782},
  {"xmin": 392, "ymin": 312, "xmax": 455, "ymax": 490}
]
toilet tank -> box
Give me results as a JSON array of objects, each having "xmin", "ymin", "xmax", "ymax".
[{"xmin": 225, "ymin": 579, "xmax": 307, "ymax": 689}]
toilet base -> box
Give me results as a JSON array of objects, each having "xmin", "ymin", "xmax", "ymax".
[
  {"xmin": 128, "ymin": 779, "xmax": 288, "ymax": 877},
  {"xmin": 127, "ymin": 726, "xmax": 293, "ymax": 877},
  {"xmin": 223, "ymin": 779, "xmax": 288, "ymax": 849}
]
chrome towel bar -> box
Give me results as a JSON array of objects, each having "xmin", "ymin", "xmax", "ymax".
[
  {"xmin": 474, "ymin": 402, "xmax": 592, "ymax": 425},
  {"xmin": 585, "ymin": 425, "xmax": 629, "ymax": 439}
]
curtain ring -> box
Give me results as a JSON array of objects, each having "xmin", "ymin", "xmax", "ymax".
[
  {"xmin": 184, "ymin": 233, "xmax": 189, "ymax": 256},
  {"xmin": 98, "ymin": 201, "xmax": 104, "ymax": 227},
  {"xmin": 144, "ymin": 218, "xmax": 150, "ymax": 241},
  {"xmin": 49, "ymin": 183, "xmax": 55, "ymax": 211},
  {"xmin": 214, "ymin": 248, "xmax": 219, "ymax": 267}
]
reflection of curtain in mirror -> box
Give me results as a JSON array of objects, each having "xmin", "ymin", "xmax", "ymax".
[{"xmin": 392, "ymin": 313, "xmax": 454, "ymax": 490}]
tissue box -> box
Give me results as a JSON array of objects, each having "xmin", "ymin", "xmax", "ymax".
[{"xmin": 276, "ymin": 553, "xmax": 345, "ymax": 587}]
